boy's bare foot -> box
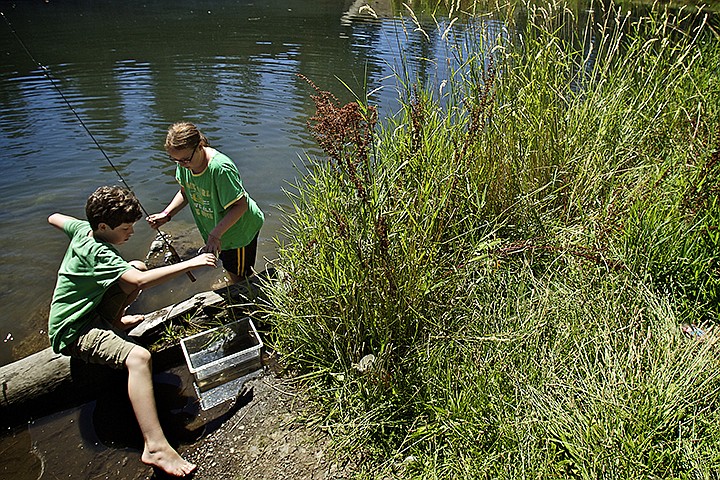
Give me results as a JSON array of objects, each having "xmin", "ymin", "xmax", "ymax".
[
  {"xmin": 141, "ymin": 444, "xmax": 197, "ymax": 477},
  {"xmin": 119, "ymin": 314, "xmax": 145, "ymax": 329}
]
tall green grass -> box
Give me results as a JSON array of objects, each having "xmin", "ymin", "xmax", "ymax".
[{"xmin": 263, "ymin": 1, "xmax": 720, "ymax": 477}]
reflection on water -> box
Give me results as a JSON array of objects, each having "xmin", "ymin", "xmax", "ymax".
[
  {"xmin": 0, "ymin": 426, "xmax": 42, "ymax": 480},
  {"xmin": 0, "ymin": 0, "xmax": 455, "ymax": 367}
]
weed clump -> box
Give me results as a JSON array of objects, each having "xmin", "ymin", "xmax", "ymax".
[{"xmin": 265, "ymin": 2, "xmax": 720, "ymax": 478}]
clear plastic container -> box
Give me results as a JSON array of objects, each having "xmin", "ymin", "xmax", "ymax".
[{"xmin": 180, "ymin": 317, "xmax": 263, "ymax": 392}]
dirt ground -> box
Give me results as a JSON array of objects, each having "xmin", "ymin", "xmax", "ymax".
[{"xmin": 178, "ymin": 371, "xmax": 358, "ymax": 480}]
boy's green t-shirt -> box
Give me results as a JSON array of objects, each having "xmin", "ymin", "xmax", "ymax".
[
  {"xmin": 176, "ymin": 151, "xmax": 264, "ymax": 249},
  {"xmin": 48, "ymin": 219, "xmax": 132, "ymax": 353}
]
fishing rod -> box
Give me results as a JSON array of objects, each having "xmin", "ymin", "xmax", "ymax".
[{"xmin": 1, "ymin": 11, "xmax": 196, "ymax": 282}]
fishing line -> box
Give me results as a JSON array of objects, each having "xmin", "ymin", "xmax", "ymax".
[{"xmin": 1, "ymin": 11, "xmax": 196, "ymax": 281}]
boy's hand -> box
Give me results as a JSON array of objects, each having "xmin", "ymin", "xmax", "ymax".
[
  {"xmin": 146, "ymin": 212, "xmax": 170, "ymax": 229},
  {"xmin": 192, "ymin": 252, "xmax": 219, "ymax": 269}
]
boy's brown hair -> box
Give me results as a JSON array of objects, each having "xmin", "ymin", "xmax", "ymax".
[{"xmin": 85, "ymin": 186, "xmax": 143, "ymax": 230}]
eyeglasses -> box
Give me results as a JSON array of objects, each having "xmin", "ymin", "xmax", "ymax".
[{"xmin": 169, "ymin": 144, "xmax": 197, "ymax": 164}]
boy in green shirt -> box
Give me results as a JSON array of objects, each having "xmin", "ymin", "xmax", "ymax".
[
  {"xmin": 147, "ymin": 121, "xmax": 264, "ymax": 284},
  {"xmin": 49, "ymin": 185, "xmax": 218, "ymax": 477}
]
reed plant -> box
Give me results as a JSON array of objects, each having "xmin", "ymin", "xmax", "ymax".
[{"xmin": 263, "ymin": 1, "xmax": 720, "ymax": 477}]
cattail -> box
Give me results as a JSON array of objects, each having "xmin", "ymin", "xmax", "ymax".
[{"xmin": 409, "ymin": 84, "xmax": 425, "ymax": 153}]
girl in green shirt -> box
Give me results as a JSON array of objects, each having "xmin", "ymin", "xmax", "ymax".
[{"xmin": 148, "ymin": 122, "xmax": 264, "ymax": 284}]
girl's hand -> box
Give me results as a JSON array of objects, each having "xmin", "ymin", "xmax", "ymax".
[
  {"xmin": 201, "ymin": 233, "xmax": 222, "ymax": 257},
  {"xmin": 146, "ymin": 211, "xmax": 171, "ymax": 229}
]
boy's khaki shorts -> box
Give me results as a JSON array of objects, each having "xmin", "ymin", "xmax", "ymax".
[{"xmin": 61, "ymin": 283, "xmax": 139, "ymax": 369}]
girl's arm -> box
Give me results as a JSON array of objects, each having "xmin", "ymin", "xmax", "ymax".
[
  {"xmin": 146, "ymin": 189, "xmax": 188, "ymax": 229},
  {"xmin": 203, "ymin": 195, "xmax": 248, "ymax": 255}
]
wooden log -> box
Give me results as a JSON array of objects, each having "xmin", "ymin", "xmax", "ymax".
[
  {"xmin": 0, "ymin": 348, "xmax": 126, "ymax": 428},
  {"xmin": 0, "ymin": 270, "xmax": 271, "ymax": 429}
]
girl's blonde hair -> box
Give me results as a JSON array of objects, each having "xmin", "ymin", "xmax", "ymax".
[{"xmin": 165, "ymin": 122, "xmax": 209, "ymax": 150}]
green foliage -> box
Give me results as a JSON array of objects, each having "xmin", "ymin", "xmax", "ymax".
[{"xmin": 263, "ymin": 1, "xmax": 720, "ymax": 478}]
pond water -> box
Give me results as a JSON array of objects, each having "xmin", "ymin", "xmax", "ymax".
[
  {"xmin": 1, "ymin": 0, "xmax": 716, "ymax": 477},
  {"xmin": 0, "ymin": 0, "xmax": 470, "ymax": 368}
]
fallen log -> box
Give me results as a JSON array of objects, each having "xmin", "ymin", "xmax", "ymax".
[{"xmin": 0, "ymin": 272, "xmax": 270, "ymax": 429}]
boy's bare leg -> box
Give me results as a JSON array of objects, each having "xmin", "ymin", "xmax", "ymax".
[{"xmin": 125, "ymin": 346, "xmax": 197, "ymax": 477}]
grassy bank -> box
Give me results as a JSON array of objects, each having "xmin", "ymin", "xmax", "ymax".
[{"xmin": 263, "ymin": 1, "xmax": 720, "ymax": 477}]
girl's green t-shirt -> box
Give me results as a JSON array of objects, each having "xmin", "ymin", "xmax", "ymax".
[
  {"xmin": 48, "ymin": 219, "xmax": 131, "ymax": 353},
  {"xmin": 176, "ymin": 151, "xmax": 264, "ymax": 249}
]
